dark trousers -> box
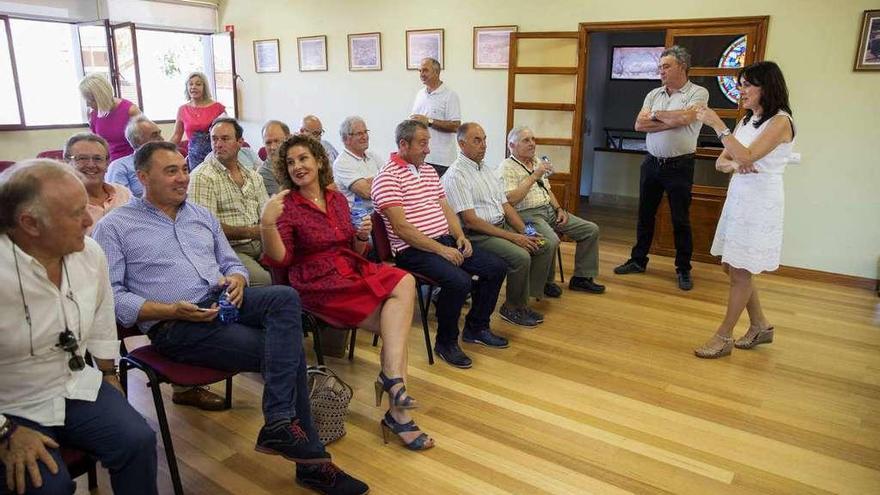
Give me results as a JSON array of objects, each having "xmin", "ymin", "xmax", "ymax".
[
  {"xmin": 395, "ymin": 235, "xmax": 507, "ymax": 345},
  {"xmin": 150, "ymin": 286, "xmax": 319, "ymax": 444},
  {"xmin": 0, "ymin": 382, "xmax": 158, "ymax": 495},
  {"xmin": 629, "ymin": 154, "xmax": 695, "ymax": 272}
]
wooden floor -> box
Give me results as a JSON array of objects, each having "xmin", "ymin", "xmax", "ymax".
[{"xmin": 77, "ymin": 205, "xmax": 880, "ymax": 494}]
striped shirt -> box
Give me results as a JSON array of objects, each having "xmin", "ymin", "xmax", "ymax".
[
  {"xmin": 371, "ymin": 152, "xmax": 449, "ymax": 254},
  {"xmin": 188, "ymin": 154, "xmax": 269, "ymax": 246},
  {"xmin": 443, "ymin": 152, "xmax": 506, "ymax": 225},
  {"xmin": 92, "ymin": 197, "xmax": 248, "ymax": 332},
  {"xmin": 499, "ymin": 156, "xmax": 552, "ymax": 211}
]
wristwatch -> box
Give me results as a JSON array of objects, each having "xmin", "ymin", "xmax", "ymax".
[
  {"xmin": 427, "ymin": 118, "xmax": 434, "ymax": 127},
  {"xmin": 649, "ymin": 111, "xmax": 658, "ymax": 121},
  {"xmin": 717, "ymin": 128, "xmax": 732, "ymax": 139},
  {"xmin": 0, "ymin": 415, "xmax": 16, "ymax": 445}
]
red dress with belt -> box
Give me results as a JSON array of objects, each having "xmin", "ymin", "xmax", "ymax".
[{"xmin": 262, "ymin": 189, "xmax": 407, "ymax": 326}]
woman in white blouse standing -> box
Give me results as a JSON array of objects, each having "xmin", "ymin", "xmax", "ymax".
[{"xmin": 693, "ymin": 61, "xmax": 795, "ymax": 359}]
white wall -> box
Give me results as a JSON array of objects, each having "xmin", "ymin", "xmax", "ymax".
[
  {"xmin": 2, "ymin": 0, "xmax": 877, "ymax": 279},
  {"xmin": 216, "ymin": 0, "xmax": 880, "ymax": 279}
]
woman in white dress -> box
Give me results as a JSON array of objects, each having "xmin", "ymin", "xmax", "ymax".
[{"xmin": 693, "ymin": 61, "xmax": 795, "ymax": 359}]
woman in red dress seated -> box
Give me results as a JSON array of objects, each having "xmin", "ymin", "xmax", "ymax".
[{"xmin": 260, "ymin": 134, "xmax": 434, "ymax": 451}]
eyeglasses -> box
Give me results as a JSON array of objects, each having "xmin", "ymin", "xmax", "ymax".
[
  {"xmin": 57, "ymin": 329, "xmax": 85, "ymax": 371},
  {"xmin": 307, "ymin": 129, "xmax": 325, "ymax": 137},
  {"xmin": 348, "ymin": 130, "xmax": 370, "ymax": 138},
  {"xmin": 69, "ymin": 155, "xmax": 107, "ymax": 165}
]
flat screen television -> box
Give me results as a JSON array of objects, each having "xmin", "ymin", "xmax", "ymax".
[{"xmin": 610, "ymin": 46, "xmax": 664, "ymax": 80}]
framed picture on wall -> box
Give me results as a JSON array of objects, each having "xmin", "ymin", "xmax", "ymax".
[
  {"xmin": 854, "ymin": 10, "xmax": 880, "ymax": 71},
  {"xmin": 348, "ymin": 32, "xmax": 382, "ymax": 71},
  {"xmin": 298, "ymin": 35, "xmax": 328, "ymax": 72},
  {"xmin": 473, "ymin": 25, "xmax": 517, "ymax": 69},
  {"xmin": 406, "ymin": 28, "xmax": 443, "ymax": 70},
  {"xmin": 253, "ymin": 39, "xmax": 280, "ymax": 73}
]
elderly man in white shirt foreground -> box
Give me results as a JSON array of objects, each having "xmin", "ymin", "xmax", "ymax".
[{"xmin": 0, "ymin": 160, "xmax": 156, "ymax": 495}]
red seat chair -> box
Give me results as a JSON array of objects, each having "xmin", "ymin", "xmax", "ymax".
[
  {"xmin": 0, "ymin": 160, "xmax": 15, "ymax": 172},
  {"xmin": 268, "ymin": 267, "xmax": 358, "ymax": 365},
  {"xmin": 36, "ymin": 150, "xmax": 64, "ymax": 160},
  {"xmin": 370, "ymin": 211, "xmax": 436, "ymax": 364},
  {"xmin": 117, "ymin": 323, "xmax": 235, "ymax": 495}
]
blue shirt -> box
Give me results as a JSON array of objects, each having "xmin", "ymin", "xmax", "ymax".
[
  {"xmin": 92, "ymin": 197, "xmax": 249, "ymax": 332},
  {"xmin": 106, "ymin": 153, "xmax": 144, "ymax": 197}
]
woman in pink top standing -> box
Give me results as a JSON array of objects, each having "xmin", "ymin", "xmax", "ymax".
[
  {"xmin": 170, "ymin": 71, "xmax": 227, "ymax": 171},
  {"xmin": 79, "ymin": 74, "xmax": 141, "ymax": 161},
  {"xmin": 63, "ymin": 132, "xmax": 132, "ymax": 235}
]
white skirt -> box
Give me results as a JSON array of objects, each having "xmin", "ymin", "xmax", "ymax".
[{"xmin": 710, "ymin": 173, "xmax": 785, "ymax": 274}]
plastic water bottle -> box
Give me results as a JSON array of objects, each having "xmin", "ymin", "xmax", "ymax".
[
  {"xmin": 540, "ymin": 155, "xmax": 553, "ymax": 179},
  {"xmin": 524, "ymin": 222, "xmax": 546, "ymax": 246},
  {"xmin": 350, "ymin": 197, "xmax": 369, "ymax": 230},
  {"xmin": 218, "ymin": 290, "xmax": 239, "ymax": 324}
]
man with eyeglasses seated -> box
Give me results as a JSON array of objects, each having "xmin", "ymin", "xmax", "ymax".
[
  {"xmin": 91, "ymin": 142, "xmax": 368, "ymax": 495},
  {"xmin": 300, "ymin": 115, "xmax": 339, "ymax": 164},
  {"xmin": 189, "ymin": 117, "xmax": 271, "ymax": 288},
  {"xmin": 0, "ymin": 160, "xmax": 157, "ymax": 495},
  {"xmin": 259, "ymin": 120, "xmax": 291, "ymax": 195},
  {"xmin": 106, "ymin": 115, "xmax": 164, "ymax": 198},
  {"xmin": 64, "ymin": 132, "xmax": 132, "ymax": 235},
  {"xmin": 332, "ymin": 116, "xmax": 383, "ymax": 214}
]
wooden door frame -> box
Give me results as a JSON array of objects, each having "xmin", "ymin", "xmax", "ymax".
[
  {"xmin": 576, "ymin": 15, "xmax": 769, "ymax": 162},
  {"xmin": 506, "ymin": 31, "xmax": 581, "ymax": 211}
]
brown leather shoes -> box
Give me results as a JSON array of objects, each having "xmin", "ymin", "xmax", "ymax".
[{"xmin": 172, "ymin": 386, "xmax": 226, "ymax": 411}]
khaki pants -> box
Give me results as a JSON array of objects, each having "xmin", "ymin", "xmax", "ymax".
[
  {"xmin": 518, "ymin": 204, "xmax": 600, "ymax": 280},
  {"xmin": 232, "ymin": 240, "xmax": 271, "ymax": 287},
  {"xmin": 467, "ymin": 221, "xmax": 556, "ymax": 307}
]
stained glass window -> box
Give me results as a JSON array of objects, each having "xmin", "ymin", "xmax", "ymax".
[{"xmin": 717, "ymin": 36, "xmax": 747, "ymax": 104}]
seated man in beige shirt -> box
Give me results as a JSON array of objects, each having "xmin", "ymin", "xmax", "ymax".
[{"xmin": 499, "ymin": 126, "xmax": 605, "ymax": 297}]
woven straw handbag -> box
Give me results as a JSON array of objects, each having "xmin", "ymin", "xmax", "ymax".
[{"xmin": 307, "ymin": 365, "xmax": 353, "ymax": 445}]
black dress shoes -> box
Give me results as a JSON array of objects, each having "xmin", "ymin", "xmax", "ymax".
[
  {"xmin": 677, "ymin": 270, "xmax": 694, "ymax": 291},
  {"xmin": 613, "ymin": 260, "xmax": 646, "ymax": 275},
  {"xmin": 434, "ymin": 342, "xmax": 473, "ymax": 369},
  {"xmin": 568, "ymin": 277, "xmax": 606, "ymax": 294}
]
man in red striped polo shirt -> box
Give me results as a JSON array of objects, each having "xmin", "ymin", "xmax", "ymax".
[{"xmin": 371, "ymin": 120, "xmax": 509, "ymax": 369}]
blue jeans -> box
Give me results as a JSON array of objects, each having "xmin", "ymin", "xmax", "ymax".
[
  {"xmin": 0, "ymin": 381, "xmax": 157, "ymax": 495},
  {"xmin": 149, "ymin": 286, "xmax": 318, "ymax": 437},
  {"xmin": 395, "ymin": 235, "xmax": 507, "ymax": 345}
]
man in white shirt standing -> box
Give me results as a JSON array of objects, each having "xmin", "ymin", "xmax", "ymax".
[
  {"xmin": 410, "ymin": 57, "xmax": 461, "ymax": 177},
  {"xmin": 332, "ymin": 116, "xmax": 384, "ymax": 212},
  {"xmin": 0, "ymin": 160, "xmax": 156, "ymax": 495}
]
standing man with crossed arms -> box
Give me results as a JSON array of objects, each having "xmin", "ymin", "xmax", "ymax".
[{"xmin": 614, "ymin": 45, "xmax": 709, "ymax": 291}]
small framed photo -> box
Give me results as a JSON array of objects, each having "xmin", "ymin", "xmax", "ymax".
[
  {"xmin": 406, "ymin": 28, "xmax": 443, "ymax": 70},
  {"xmin": 473, "ymin": 25, "xmax": 517, "ymax": 69},
  {"xmin": 253, "ymin": 39, "xmax": 280, "ymax": 73},
  {"xmin": 348, "ymin": 32, "xmax": 382, "ymax": 71},
  {"xmin": 297, "ymin": 35, "xmax": 328, "ymax": 72},
  {"xmin": 854, "ymin": 10, "xmax": 880, "ymax": 71}
]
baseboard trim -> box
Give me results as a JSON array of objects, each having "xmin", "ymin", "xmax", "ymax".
[
  {"xmin": 774, "ymin": 265, "xmax": 878, "ymax": 292},
  {"xmin": 589, "ymin": 192, "xmax": 639, "ymax": 208}
]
